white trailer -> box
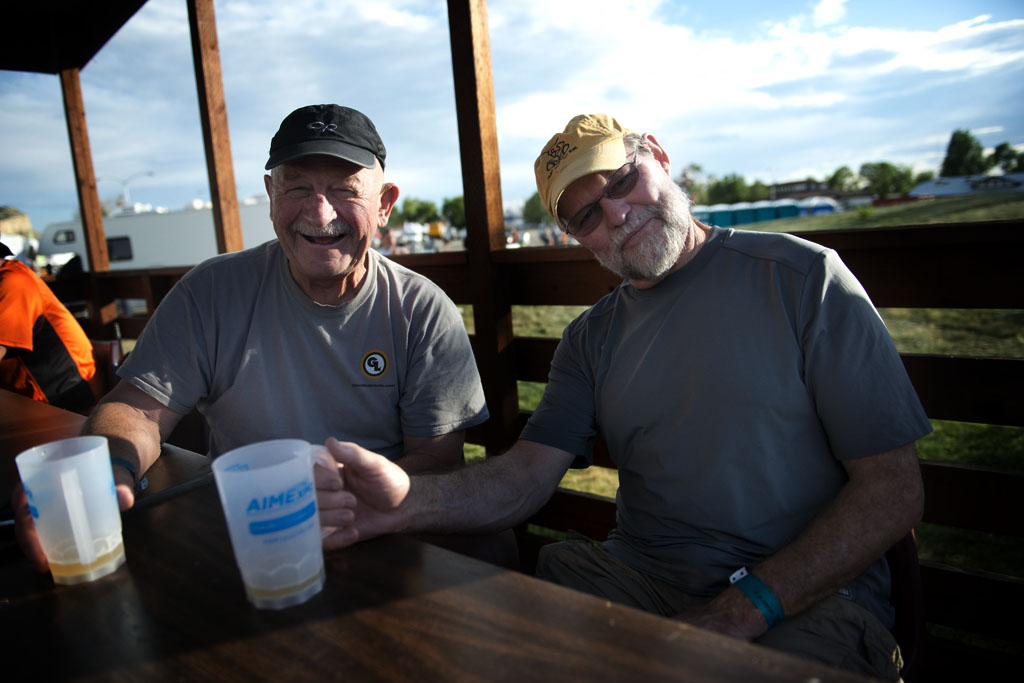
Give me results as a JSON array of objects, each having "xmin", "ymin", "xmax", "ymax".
[{"xmin": 36, "ymin": 199, "xmax": 277, "ymax": 271}]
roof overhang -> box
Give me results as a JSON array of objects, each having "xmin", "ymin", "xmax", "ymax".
[{"xmin": 1, "ymin": 1, "xmax": 149, "ymax": 74}]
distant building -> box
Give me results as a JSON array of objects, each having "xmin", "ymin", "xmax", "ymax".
[
  {"xmin": 768, "ymin": 180, "xmax": 872, "ymax": 209},
  {"xmin": 909, "ymin": 173, "xmax": 1024, "ymax": 197},
  {"xmin": 770, "ymin": 179, "xmax": 828, "ymax": 198}
]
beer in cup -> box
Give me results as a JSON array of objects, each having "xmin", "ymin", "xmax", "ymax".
[
  {"xmin": 16, "ymin": 436, "xmax": 126, "ymax": 584},
  {"xmin": 212, "ymin": 439, "xmax": 337, "ymax": 609}
]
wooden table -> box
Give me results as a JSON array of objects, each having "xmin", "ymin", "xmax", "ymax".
[
  {"xmin": 0, "ymin": 389, "xmax": 210, "ymax": 516},
  {"xmin": 1, "ymin": 390, "xmax": 871, "ymax": 681}
]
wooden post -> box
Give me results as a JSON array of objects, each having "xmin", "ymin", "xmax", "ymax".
[
  {"xmin": 447, "ymin": 0, "xmax": 519, "ymax": 454},
  {"xmin": 59, "ymin": 68, "xmax": 108, "ymax": 273},
  {"xmin": 187, "ymin": 0, "xmax": 243, "ymax": 254},
  {"xmin": 60, "ymin": 68, "xmax": 118, "ymax": 337}
]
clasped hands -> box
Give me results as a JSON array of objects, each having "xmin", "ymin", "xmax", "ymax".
[{"xmin": 315, "ymin": 437, "xmax": 410, "ymax": 549}]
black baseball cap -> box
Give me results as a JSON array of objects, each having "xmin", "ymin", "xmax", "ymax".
[{"xmin": 265, "ymin": 104, "xmax": 387, "ymax": 171}]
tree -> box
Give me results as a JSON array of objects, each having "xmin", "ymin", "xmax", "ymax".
[
  {"xmin": 940, "ymin": 129, "xmax": 990, "ymax": 177},
  {"xmin": 859, "ymin": 162, "xmax": 914, "ymax": 197},
  {"xmin": 913, "ymin": 170, "xmax": 935, "ymax": 186},
  {"xmin": 442, "ymin": 196, "xmax": 465, "ymax": 229},
  {"xmin": 706, "ymin": 174, "xmax": 748, "ymax": 204},
  {"xmin": 676, "ymin": 163, "xmax": 707, "ymax": 204},
  {"xmin": 826, "ymin": 166, "xmax": 857, "ymax": 192},
  {"xmin": 990, "ymin": 142, "xmax": 1024, "ymax": 173},
  {"xmin": 747, "ymin": 180, "xmax": 770, "ymax": 202},
  {"xmin": 399, "ymin": 197, "xmax": 440, "ymax": 224},
  {"xmin": 522, "ymin": 191, "xmax": 554, "ymax": 225}
]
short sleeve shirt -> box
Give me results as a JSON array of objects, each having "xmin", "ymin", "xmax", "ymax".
[{"xmin": 120, "ymin": 243, "xmax": 488, "ymax": 459}]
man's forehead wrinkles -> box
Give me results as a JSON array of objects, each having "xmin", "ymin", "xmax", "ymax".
[{"xmin": 278, "ymin": 164, "xmax": 367, "ymax": 187}]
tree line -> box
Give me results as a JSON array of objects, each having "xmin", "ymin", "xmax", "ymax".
[
  {"xmin": 384, "ymin": 196, "xmax": 465, "ymax": 231},
  {"xmin": 678, "ymin": 129, "xmax": 1023, "ymax": 206},
  {"xmin": 394, "ymin": 129, "xmax": 1024, "ymax": 228}
]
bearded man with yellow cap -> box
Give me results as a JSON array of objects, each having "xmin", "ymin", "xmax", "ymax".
[{"xmin": 317, "ymin": 114, "xmax": 931, "ymax": 681}]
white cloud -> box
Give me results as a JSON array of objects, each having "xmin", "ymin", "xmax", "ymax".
[
  {"xmin": 813, "ymin": 0, "xmax": 848, "ymax": 28},
  {"xmin": 2, "ymin": 0, "xmax": 1023, "ymax": 232}
]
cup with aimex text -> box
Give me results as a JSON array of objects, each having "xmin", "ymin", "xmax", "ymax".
[
  {"xmin": 212, "ymin": 439, "xmax": 338, "ymax": 610},
  {"xmin": 16, "ymin": 436, "xmax": 126, "ymax": 584}
]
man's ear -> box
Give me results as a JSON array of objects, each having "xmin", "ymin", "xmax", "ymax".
[
  {"xmin": 264, "ymin": 174, "xmax": 274, "ymax": 216},
  {"xmin": 378, "ymin": 183, "xmax": 400, "ymax": 227},
  {"xmin": 643, "ymin": 133, "xmax": 671, "ymax": 177}
]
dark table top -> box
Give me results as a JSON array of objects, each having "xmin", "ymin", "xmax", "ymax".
[{"xmin": 0, "ymin": 389, "xmax": 870, "ymax": 681}]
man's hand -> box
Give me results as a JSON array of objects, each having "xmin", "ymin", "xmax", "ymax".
[
  {"xmin": 12, "ymin": 465, "xmax": 136, "ymax": 573},
  {"xmin": 320, "ymin": 438, "xmax": 410, "ymax": 550},
  {"xmin": 675, "ymin": 587, "xmax": 769, "ymax": 641}
]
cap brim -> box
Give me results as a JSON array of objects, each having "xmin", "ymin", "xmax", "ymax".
[
  {"xmin": 546, "ymin": 138, "xmax": 628, "ymax": 220},
  {"xmin": 265, "ymin": 140, "xmax": 377, "ymax": 170}
]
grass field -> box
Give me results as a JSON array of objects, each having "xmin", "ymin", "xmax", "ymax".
[
  {"xmin": 757, "ymin": 191, "xmax": 1024, "ymax": 231},
  {"xmin": 464, "ymin": 192, "xmax": 1023, "ymax": 577}
]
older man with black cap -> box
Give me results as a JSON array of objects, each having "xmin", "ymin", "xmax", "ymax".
[
  {"xmin": 314, "ymin": 113, "xmax": 932, "ymax": 680},
  {"xmin": 14, "ymin": 105, "xmax": 491, "ymax": 567}
]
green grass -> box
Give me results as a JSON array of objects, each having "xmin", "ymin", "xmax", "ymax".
[
  {"xmin": 752, "ymin": 191, "xmax": 1024, "ymax": 232},
  {"xmin": 880, "ymin": 309, "xmax": 1024, "ymax": 358}
]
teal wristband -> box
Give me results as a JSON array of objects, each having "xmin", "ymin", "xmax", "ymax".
[
  {"xmin": 110, "ymin": 457, "xmax": 148, "ymax": 492},
  {"xmin": 731, "ymin": 569, "xmax": 784, "ymax": 628}
]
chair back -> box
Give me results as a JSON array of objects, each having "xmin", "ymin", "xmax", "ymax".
[
  {"xmin": 87, "ymin": 339, "xmax": 124, "ymax": 402},
  {"xmin": 886, "ymin": 531, "xmax": 925, "ymax": 683}
]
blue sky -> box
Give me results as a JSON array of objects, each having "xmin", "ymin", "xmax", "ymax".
[{"xmin": 1, "ymin": 0, "xmax": 1022, "ymax": 232}]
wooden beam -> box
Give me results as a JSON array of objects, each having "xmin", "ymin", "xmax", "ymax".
[
  {"xmin": 187, "ymin": 0, "xmax": 243, "ymax": 254},
  {"xmin": 59, "ymin": 68, "xmax": 108, "ymax": 273},
  {"xmin": 447, "ymin": 0, "xmax": 519, "ymax": 453}
]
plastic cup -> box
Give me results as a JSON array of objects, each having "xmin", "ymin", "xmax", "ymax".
[
  {"xmin": 212, "ymin": 439, "xmax": 337, "ymax": 610},
  {"xmin": 15, "ymin": 436, "xmax": 126, "ymax": 584}
]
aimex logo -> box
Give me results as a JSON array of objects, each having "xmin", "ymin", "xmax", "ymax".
[
  {"xmin": 362, "ymin": 350, "xmax": 388, "ymax": 378},
  {"xmin": 544, "ymin": 138, "xmax": 578, "ymax": 179}
]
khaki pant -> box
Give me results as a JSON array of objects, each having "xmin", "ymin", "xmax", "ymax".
[{"xmin": 537, "ymin": 533, "xmax": 902, "ymax": 681}]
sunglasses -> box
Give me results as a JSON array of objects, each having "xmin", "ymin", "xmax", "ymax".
[{"xmin": 564, "ymin": 146, "xmax": 645, "ymax": 238}]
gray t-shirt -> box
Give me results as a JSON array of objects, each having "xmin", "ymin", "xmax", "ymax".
[
  {"xmin": 521, "ymin": 226, "xmax": 932, "ymax": 624},
  {"xmin": 120, "ymin": 241, "xmax": 488, "ymax": 460}
]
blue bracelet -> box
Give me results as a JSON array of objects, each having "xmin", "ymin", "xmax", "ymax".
[
  {"xmin": 731, "ymin": 569, "xmax": 785, "ymax": 628},
  {"xmin": 110, "ymin": 457, "xmax": 148, "ymax": 492}
]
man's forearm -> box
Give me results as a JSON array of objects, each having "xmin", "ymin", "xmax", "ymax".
[
  {"xmin": 398, "ymin": 443, "xmax": 565, "ymax": 535},
  {"xmin": 683, "ymin": 443, "xmax": 924, "ymax": 638},
  {"xmin": 81, "ymin": 401, "xmax": 164, "ymax": 477},
  {"xmin": 78, "ymin": 382, "xmax": 183, "ymax": 481},
  {"xmin": 327, "ymin": 439, "xmax": 573, "ymax": 544}
]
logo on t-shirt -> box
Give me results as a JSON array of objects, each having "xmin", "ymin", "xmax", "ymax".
[{"xmin": 361, "ymin": 351, "xmax": 388, "ymax": 378}]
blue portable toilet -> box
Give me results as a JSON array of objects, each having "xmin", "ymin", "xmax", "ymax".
[
  {"xmin": 732, "ymin": 202, "xmax": 756, "ymax": 225},
  {"xmin": 798, "ymin": 197, "xmax": 839, "ymax": 215},
  {"xmin": 752, "ymin": 200, "xmax": 775, "ymax": 223},
  {"xmin": 708, "ymin": 204, "xmax": 734, "ymax": 227},
  {"xmin": 773, "ymin": 199, "xmax": 799, "ymax": 219},
  {"xmin": 690, "ymin": 205, "xmax": 712, "ymax": 223}
]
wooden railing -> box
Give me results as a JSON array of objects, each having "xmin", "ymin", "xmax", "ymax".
[{"xmin": 53, "ymin": 218, "xmax": 1023, "ymax": 679}]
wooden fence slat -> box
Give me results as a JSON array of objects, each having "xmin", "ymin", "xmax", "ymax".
[
  {"xmin": 920, "ymin": 560, "xmax": 1024, "ymax": 640},
  {"xmin": 920, "ymin": 460, "xmax": 1024, "ymax": 537},
  {"xmin": 902, "ymin": 354, "xmax": 1024, "ymax": 427}
]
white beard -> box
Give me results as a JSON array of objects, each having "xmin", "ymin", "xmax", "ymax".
[{"xmin": 595, "ymin": 185, "xmax": 692, "ymax": 282}]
